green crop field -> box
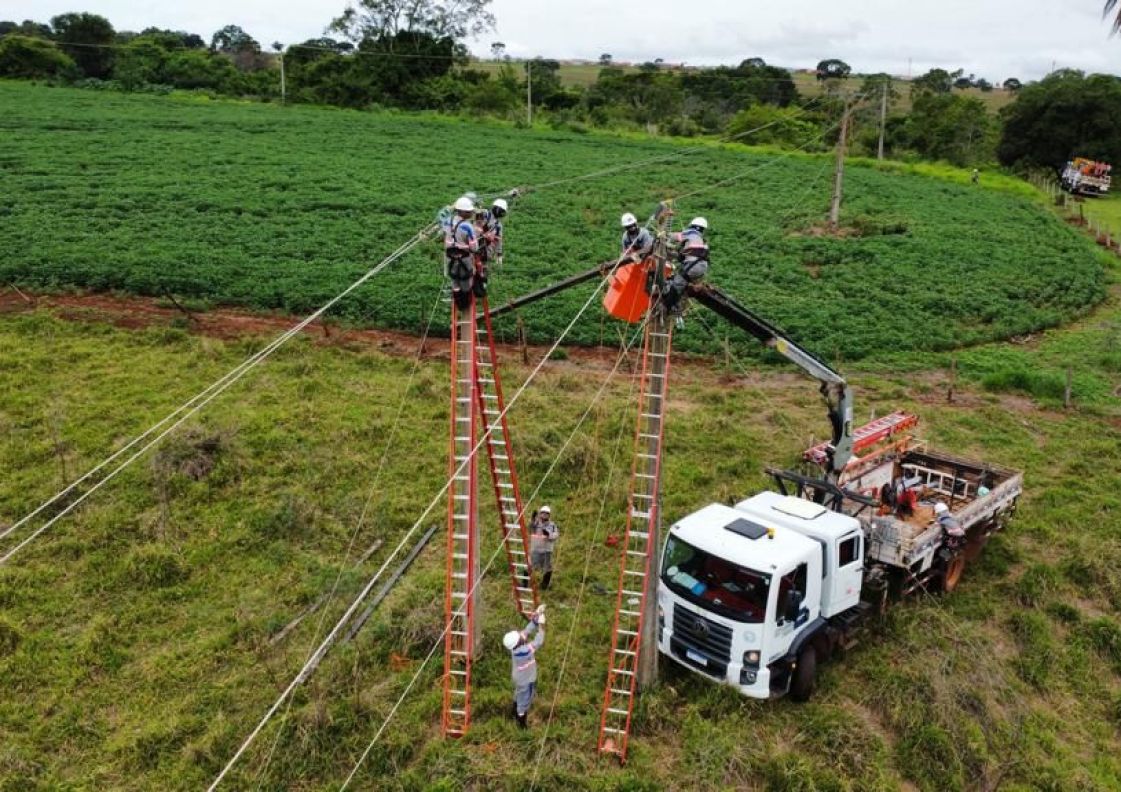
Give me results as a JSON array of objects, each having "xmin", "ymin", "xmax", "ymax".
[{"xmin": 0, "ymin": 81, "xmax": 1105, "ymax": 362}]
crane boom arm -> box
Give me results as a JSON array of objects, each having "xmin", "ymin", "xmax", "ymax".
[{"xmin": 688, "ymin": 284, "xmax": 855, "ymax": 481}]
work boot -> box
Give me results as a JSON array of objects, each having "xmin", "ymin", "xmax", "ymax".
[
  {"xmin": 516, "ymin": 712, "xmax": 528, "ymax": 729},
  {"xmin": 541, "ymin": 571, "xmax": 552, "ymax": 591},
  {"xmin": 510, "ymin": 700, "xmax": 518, "ymax": 720}
]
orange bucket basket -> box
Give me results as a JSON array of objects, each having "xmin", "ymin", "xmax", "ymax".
[{"xmin": 602, "ymin": 263, "xmax": 651, "ymax": 323}]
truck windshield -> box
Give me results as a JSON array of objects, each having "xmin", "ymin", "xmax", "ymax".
[{"xmin": 661, "ymin": 534, "xmax": 771, "ymax": 623}]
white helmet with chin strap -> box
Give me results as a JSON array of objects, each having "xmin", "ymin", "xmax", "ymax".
[
  {"xmin": 492, "ymin": 198, "xmax": 509, "ymax": 213},
  {"xmin": 689, "ymin": 216, "xmax": 709, "ymax": 231},
  {"xmin": 621, "ymin": 212, "xmax": 638, "ymax": 228},
  {"xmin": 454, "ymin": 196, "xmax": 475, "ymax": 213},
  {"xmin": 502, "ymin": 630, "xmax": 521, "ymax": 651}
]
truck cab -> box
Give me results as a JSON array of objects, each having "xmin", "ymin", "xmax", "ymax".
[{"xmin": 657, "ymin": 493, "xmax": 864, "ymax": 699}]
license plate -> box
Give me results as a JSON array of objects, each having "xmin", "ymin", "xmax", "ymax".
[{"xmin": 685, "ymin": 649, "xmax": 708, "ymax": 666}]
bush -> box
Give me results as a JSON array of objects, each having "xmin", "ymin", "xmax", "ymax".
[
  {"xmin": 0, "ymin": 35, "xmax": 78, "ymax": 80},
  {"xmin": 123, "ymin": 546, "xmax": 187, "ymax": 588}
]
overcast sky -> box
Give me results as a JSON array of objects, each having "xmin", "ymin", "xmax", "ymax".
[{"xmin": 8, "ymin": 0, "xmax": 1120, "ymax": 81}]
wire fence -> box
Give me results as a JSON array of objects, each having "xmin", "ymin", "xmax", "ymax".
[{"xmin": 1028, "ymin": 170, "xmax": 1121, "ymax": 255}]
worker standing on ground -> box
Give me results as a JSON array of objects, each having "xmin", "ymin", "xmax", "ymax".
[
  {"xmin": 502, "ymin": 603, "xmax": 546, "ymax": 729},
  {"xmin": 663, "ymin": 216, "xmax": 710, "ymax": 313},
  {"xmin": 444, "ymin": 196, "xmax": 479, "ymax": 309},
  {"xmin": 619, "ymin": 212, "xmax": 654, "ymax": 264},
  {"xmin": 529, "ymin": 505, "xmax": 559, "ymax": 590}
]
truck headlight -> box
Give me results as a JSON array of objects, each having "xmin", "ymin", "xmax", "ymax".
[{"xmin": 743, "ymin": 650, "xmax": 760, "ymax": 666}]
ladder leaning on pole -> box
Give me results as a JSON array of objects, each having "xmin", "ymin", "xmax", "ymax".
[
  {"xmin": 598, "ymin": 308, "xmax": 674, "ymax": 761},
  {"xmin": 475, "ymin": 298, "xmax": 540, "ymax": 619},
  {"xmin": 442, "ymin": 295, "xmax": 478, "ymax": 738}
]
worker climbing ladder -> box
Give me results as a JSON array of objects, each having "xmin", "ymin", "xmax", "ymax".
[
  {"xmin": 443, "ymin": 297, "xmax": 479, "ymax": 738},
  {"xmin": 598, "ymin": 309, "xmax": 674, "ymax": 760},
  {"xmin": 475, "ymin": 298, "xmax": 540, "ymax": 619}
]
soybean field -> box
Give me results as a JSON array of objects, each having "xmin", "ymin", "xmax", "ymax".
[{"xmin": 0, "ymin": 81, "xmax": 1108, "ymax": 360}]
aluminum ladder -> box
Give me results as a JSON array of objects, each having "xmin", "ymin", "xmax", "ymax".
[
  {"xmin": 598, "ymin": 310, "xmax": 674, "ymax": 761},
  {"xmin": 476, "ymin": 298, "xmax": 539, "ymax": 619},
  {"xmin": 442, "ymin": 297, "xmax": 478, "ymax": 738}
]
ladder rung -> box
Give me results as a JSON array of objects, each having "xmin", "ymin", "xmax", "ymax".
[
  {"xmin": 602, "ymin": 726, "xmax": 626, "ymax": 734},
  {"xmin": 620, "ymin": 610, "xmax": 640, "ymax": 617},
  {"xmin": 608, "ymin": 707, "xmax": 629, "ymax": 715},
  {"xmin": 453, "ymin": 553, "xmax": 469, "ymax": 560},
  {"xmin": 611, "ymin": 669, "xmax": 634, "ymax": 676},
  {"xmin": 449, "ymin": 708, "xmax": 467, "ymax": 716},
  {"xmin": 449, "ymin": 669, "xmax": 467, "ymax": 676},
  {"xmin": 626, "ymin": 550, "xmax": 646, "ymax": 557},
  {"xmin": 630, "ymin": 531, "xmax": 649, "ymax": 540},
  {"xmin": 622, "ymin": 589, "xmax": 643, "ymax": 597},
  {"xmin": 631, "ymin": 510, "xmax": 650, "ymax": 519},
  {"xmin": 617, "ymin": 629, "xmax": 638, "ymax": 636},
  {"xmin": 624, "ymin": 570, "xmax": 645, "ymax": 577},
  {"xmin": 615, "ymin": 649, "xmax": 636, "ymax": 656},
  {"xmin": 451, "ymin": 630, "xmax": 468, "ymax": 636},
  {"xmin": 610, "ymin": 688, "xmax": 631, "ymax": 696}
]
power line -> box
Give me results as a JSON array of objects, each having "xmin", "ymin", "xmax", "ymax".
[
  {"xmin": 339, "ymin": 311, "xmax": 648, "ymax": 790},
  {"xmin": 208, "ymin": 255, "xmax": 627, "ymax": 790},
  {"xmin": 0, "ymin": 226, "xmax": 436, "ymax": 565}
]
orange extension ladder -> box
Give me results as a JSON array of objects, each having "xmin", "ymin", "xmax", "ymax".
[{"xmin": 597, "ymin": 309, "xmax": 674, "ymax": 761}]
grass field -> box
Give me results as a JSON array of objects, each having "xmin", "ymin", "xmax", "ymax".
[
  {"xmin": 0, "ymin": 260, "xmax": 1119, "ymax": 788},
  {"xmin": 0, "ymin": 81, "xmax": 1105, "ymax": 363}
]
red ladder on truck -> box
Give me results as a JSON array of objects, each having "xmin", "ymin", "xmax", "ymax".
[
  {"xmin": 804, "ymin": 410, "xmax": 919, "ymax": 466},
  {"xmin": 598, "ymin": 310, "xmax": 674, "ymax": 761},
  {"xmin": 443, "ymin": 297, "xmax": 479, "ymax": 738},
  {"xmin": 476, "ymin": 299, "xmax": 539, "ymax": 619}
]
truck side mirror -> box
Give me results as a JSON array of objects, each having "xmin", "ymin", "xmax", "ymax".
[{"xmin": 784, "ymin": 590, "xmax": 801, "ymax": 623}]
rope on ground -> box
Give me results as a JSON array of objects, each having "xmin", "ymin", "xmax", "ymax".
[
  {"xmin": 338, "ymin": 315, "xmax": 648, "ymax": 790},
  {"xmin": 250, "ymin": 288, "xmax": 445, "ymax": 788},
  {"xmin": 208, "ymin": 255, "xmax": 626, "ymax": 791},
  {"xmin": 0, "ymin": 226, "xmax": 438, "ymax": 565}
]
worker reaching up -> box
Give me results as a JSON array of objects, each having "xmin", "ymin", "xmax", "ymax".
[
  {"xmin": 444, "ymin": 195, "xmax": 479, "ymax": 309},
  {"xmin": 663, "ymin": 216, "xmax": 710, "ymax": 313},
  {"xmin": 619, "ymin": 212, "xmax": 654, "ymax": 264},
  {"xmin": 503, "ymin": 603, "xmax": 546, "ymax": 729},
  {"xmin": 478, "ymin": 197, "xmax": 509, "ymax": 270}
]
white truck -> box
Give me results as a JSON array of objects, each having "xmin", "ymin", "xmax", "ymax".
[{"xmin": 655, "ymin": 286, "xmax": 1023, "ymax": 701}]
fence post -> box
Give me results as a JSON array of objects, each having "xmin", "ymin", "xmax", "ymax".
[
  {"xmin": 1064, "ymin": 367, "xmax": 1073, "ymax": 409},
  {"xmin": 948, "ymin": 358, "xmax": 957, "ymax": 404}
]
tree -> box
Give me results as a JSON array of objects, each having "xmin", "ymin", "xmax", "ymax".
[
  {"xmin": 977, "ymin": 78, "xmax": 993, "ymax": 93},
  {"xmin": 740, "ymin": 57, "xmax": 766, "ymax": 69},
  {"xmin": 0, "ymin": 34, "xmax": 77, "ymax": 79},
  {"xmin": 860, "ymin": 72, "xmax": 899, "ymax": 103},
  {"xmin": 911, "ymin": 67, "xmax": 953, "ymax": 96},
  {"xmin": 599, "ymin": 53, "xmax": 612, "ymax": 66},
  {"xmin": 138, "ymin": 28, "xmax": 206, "ymax": 50},
  {"xmin": 490, "ymin": 41, "xmax": 505, "ymax": 59},
  {"xmin": 331, "ymin": 0, "xmax": 495, "ymax": 44},
  {"xmin": 906, "ymin": 92, "xmax": 996, "ymax": 165},
  {"xmin": 1003, "ymin": 77, "xmax": 1023, "ymax": 92},
  {"xmin": 815, "ymin": 58, "xmax": 851, "ymax": 81},
  {"xmin": 1106, "ymin": 0, "xmax": 1121, "ymax": 33},
  {"xmin": 998, "ymin": 69, "xmax": 1121, "ymax": 168},
  {"xmin": 210, "ymin": 25, "xmax": 266, "ymax": 72},
  {"xmin": 115, "ymin": 37, "xmax": 167, "ymax": 89},
  {"xmin": 0, "ymin": 20, "xmax": 53, "ymax": 39},
  {"xmin": 51, "ymin": 12, "xmax": 115, "ymax": 79},
  {"xmin": 953, "ymin": 74, "xmax": 975, "ymax": 90}
]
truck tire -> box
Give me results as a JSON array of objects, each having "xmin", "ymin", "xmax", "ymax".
[
  {"xmin": 789, "ymin": 646, "xmax": 817, "ymax": 702},
  {"xmin": 941, "ymin": 554, "xmax": 966, "ymax": 593}
]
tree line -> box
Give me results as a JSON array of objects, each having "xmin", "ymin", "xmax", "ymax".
[{"xmin": 3, "ymin": 5, "xmax": 1120, "ymax": 173}]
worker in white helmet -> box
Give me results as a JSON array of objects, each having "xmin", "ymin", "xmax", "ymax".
[
  {"xmin": 478, "ymin": 197, "xmax": 509, "ymax": 271},
  {"xmin": 503, "ymin": 603, "xmax": 546, "ymax": 729},
  {"xmin": 933, "ymin": 501, "xmax": 965, "ymax": 538},
  {"xmin": 663, "ymin": 216, "xmax": 710, "ymax": 313},
  {"xmin": 444, "ymin": 195, "xmax": 480, "ymax": 309},
  {"xmin": 619, "ymin": 212, "xmax": 654, "ymax": 264},
  {"xmin": 529, "ymin": 505, "xmax": 559, "ymax": 590}
]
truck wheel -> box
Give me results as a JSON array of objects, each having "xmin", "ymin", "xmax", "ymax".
[
  {"xmin": 789, "ymin": 646, "xmax": 817, "ymax": 702},
  {"xmin": 942, "ymin": 554, "xmax": 966, "ymax": 593}
]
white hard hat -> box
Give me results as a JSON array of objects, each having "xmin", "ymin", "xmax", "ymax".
[
  {"xmin": 540, "ymin": 505, "xmax": 551, "ymax": 514},
  {"xmin": 689, "ymin": 217, "xmax": 709, "ymax": 230},
  {"xmin": 502, "ymin": 630, "xmax": 521, "ymax": 651},
  {"xmin": 934, "ymin": 502, "xmax": 949, "ymax": 515},
  {"xmin": 492, "ymin": 198, "xmax": 508, "ymax": 212},
  {"xmin": 621, "ymin": 212, "xmax": 637, "ymax": 228},
  {"xmin": 454, "ymin": 196, "xmax": 475, "ymax": 212}
]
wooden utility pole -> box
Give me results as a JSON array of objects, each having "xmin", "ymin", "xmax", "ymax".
[
  {"xmin": 279, "ymin": 53, "xmax": 286, "ymax": 105},
  {"xmin": 828, "ymin": 97, "xmax": 852, "ymax": 231},
  {"xmin": 877, "ymin": 83, "xmax": 888, "ymax": 160},
  {"xmin": 526, "ymin": 60, "xmax": 533, "ymax": 126}
]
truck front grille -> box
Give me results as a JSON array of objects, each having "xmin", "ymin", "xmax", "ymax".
[{"xmin": 672, "ymin": 606, "xmax": 732, "ymax": 668}]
